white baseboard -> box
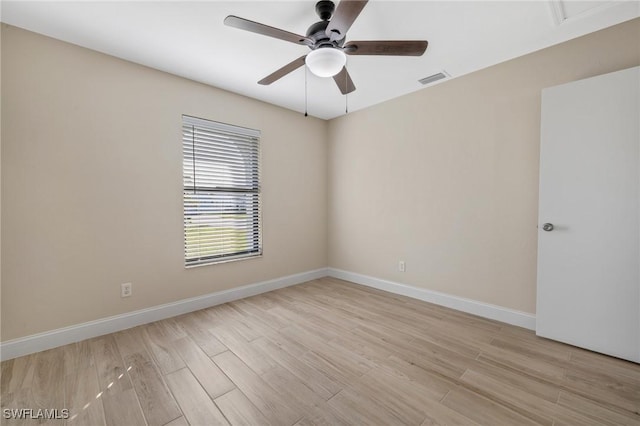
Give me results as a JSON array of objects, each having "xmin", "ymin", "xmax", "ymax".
[
  {"xmin": 327, "ymin": 268, "xmax": 536, "ymax": 330},
  {"xmin": 0, "ymin": 268, "xmax": 328, "ymax": 361}
]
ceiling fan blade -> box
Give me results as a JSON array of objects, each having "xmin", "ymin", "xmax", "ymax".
[
  {"xmin": 258, "ymin": 55, "xmax": 307, "ymax": 85},
  {"xmin": 333, "ymin": 67, "xmax": 356, "ymax": 95},
  {"xmin": 325, "ymin": 0, "xmax": 368, "ymax": 42},
  {"xmin": 224, "ymin": 15, "xmax": 311, "ymax": 46},
  {"xmin": 344, "ymin": 40, "xmax": 428, "ymax": 56}
]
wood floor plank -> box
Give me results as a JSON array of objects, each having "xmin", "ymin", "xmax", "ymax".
[
  {"xmin": 163, "ymin": 416, "xmax": 189, "ymax": 426},
  {"xmin": 411, "ymin": 326, "xmax": 483, "ymax": 360},
  {"xmin": 173, "ymin": 337, "xmax": 235, "ymax": 400},
  {"xmin": 284, "ymin": 325, "xmax": 374, "ymax": 378},
  {"xmin": 243, "ymin": 292, "xmax": 281, "ymax": 310},
  {"xmin": 318, "ymin": 279, "xmax": 461, "ymax": 332},
  {"xmin": 477, "ymin": 343, "xmax": 567, "ymax": 381},
  {"xmin": 382, "ymin": 354, "xmax": 458, "ymax": 394},
  {"xmin": 299, "ymin": 350, "xmax": 365, "ymax": 388},
  {"xmin": 407, "ymin": 334, "xmax": 478, "ymax": 369},
  {"xmin": 91, "ymin": 335, "xmax": 147, "ymax": 426},
  {"xmin": 0, "ymin": 390, "xmax": 14, "ymax": 414},
  {"xmin": 165, "ymin": 368, "xmax": 229, "ymax": 426},
  {"xmin": 142, "ymin": 323, "xmax": 186, "ymax": 375},
  {"xmin": 0, "ymin": 354, "xmax": 35, "ymax": 398},
  {"xmin": 231, "ymin": 298, "xmax": 292, "ymax": 330},
  {"xmin": 441, "ymin": 387, "xmax": 540, "ymax": 426},
  {"xmin": 424, "ymin": 319, "xmax": 497, "ymax": 347},
  {"xmin": 209, "ymin": 324, "xmax": 277, "ymax": 375},
  {"xmin": 31, "ymin": 348, "xmax": 64, "ymax": 411},
  {"xmin": 101, "ymin": 388, "xmax": 147, "ymax": 426},
  {"xmin": 113, "ymin": 327, "xmax": 148, "ymax": 358},
  {"xmin": 557, "ymin": 390, "xmax": 640, "ymax": 426},
  {"xmin": 0, "ymin": 358, "xmax": 15, "ymax": 397},
  {"xmin": 262, "ymin": 327, "xmax": 309, "ymax": 358},
  {"xmin": 570, "ymin": 348, "xmax": 640, "ymax": 381},
  {"xmin": 563, "ymin": 361, "xmax": 640, "ymax": 414},
  {"xmin": 252, "ymin": 338, "xmax": 342, "ymax": 400},
  {"xmin": 63, "ymin": 340, "xmax": 95, "ymax": 375},
  {"xmin": 156, "ymin": 318, "xmax": 188, "ymax": 341},
  {"xmin": 276, "ymin": 324, "xmax": 333, "ymax": 353},
  {"xmin": 209, "ymin": 304, "xmax": 266, "ymax": 342},
  {"xmin": 91, "ymin": 335, "xmax": 133, "ymax": 393},
  {"xmin": 2, "ymin": 388, "xmax": 40, "ymax": 426},
  {"xmin": 65, "ymin": 365, "xmax": 106, "ymax": 426},
  {"xmin": 227, "ymin": 302, "xmax": 280, "ymax": 336},
  {"xmin": 214, "ymin": 388, "xmax": 272, "ymax": 426},
  {"xmin": 293, "ymin": 405, "xmax": 352, "ymax": 426},
  {"xmin": 371, "ymin": 360, "xmax": 451, "ymax": 401},
  {"xmin": 467, "ymin": 355, "xmax": 561, "ymax": 402},
  {"xmin": 351, "ymin": 322, "xmax": 416, "ymax": 348},
  {"xmin": 459, "ymin": 368, "xmax": 607, "ymax": 426},
  {"xmin": 349, "ymin": 367, "xmax": 448, "ymax": 425},
  {"xmin": 326, "ymin": 333, "xmax": 393, "ymax": 366},
  {"xmin": 174, "ymin": 311, "xmax": 228, "ymax": 357},
  {"xmin": 418, "ymin": 396, "xmax": 484, "ymax": 426},
  {"xmin": 122, "ymin": 351, "xmax": 182, "ymax": 426},
  {"xmin": 327, "ymin": 386, "xmax": 405, "ymax": 425},
  {"xmin": 213, "ymin": 350, "xmax": 302, "ymax": 425},
  {"xmin": 278, "ymin": 293, "xmax": 360, "ymax": 334},
  {"xmin": 490, "ymin": 336, "xmax": 572, "ymax": 364},
  {"xmin": 278, "ymin": 314, "xmax": 341, "ymax": 344},
  {"xmin": 385, "ymin": 340, "xmax": 468, "ymax": 383},
  {"xmin": 112, "ymin": 321, "xmax": 185, "ymax": 425},
  {"xmin": 260, "ymin": 364, "xmax": 327, "ymax": 412}
]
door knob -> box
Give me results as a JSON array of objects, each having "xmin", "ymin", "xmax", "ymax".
[{"xmin": 542, "ymin": 223, "xmax": 554, "ymax": 232}]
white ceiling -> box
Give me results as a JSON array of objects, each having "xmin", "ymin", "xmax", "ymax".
[{"xmin": 2, "ymin": 1, "xmax": 638, "ymax": 119}]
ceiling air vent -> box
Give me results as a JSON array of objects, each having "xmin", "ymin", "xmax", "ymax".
[{"xmin": 419, "ymin": 71, "xmax": 449, "ymax": 86}]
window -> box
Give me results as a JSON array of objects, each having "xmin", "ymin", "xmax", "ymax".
[{"xmin": 182, "ymin": 115, "xmax": 261, "ymax": 266}]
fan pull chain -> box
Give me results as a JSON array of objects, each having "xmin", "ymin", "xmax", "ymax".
[
  {"xmin": 304, "ymin": 65, "xmax": 308, "ymax": 117},
  {"xmin": 345, "ymin": 66, "xmax": 349, "ymax": 114}
]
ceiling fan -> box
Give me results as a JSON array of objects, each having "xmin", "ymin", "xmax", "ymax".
[{"xmin": 224, "ymin": 0, "xmax": 428, "ymax": 95}]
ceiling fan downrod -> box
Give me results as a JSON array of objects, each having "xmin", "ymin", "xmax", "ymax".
[{"xmin": 315, "ymin": 1, "xmax": 335, "ymax": 21}]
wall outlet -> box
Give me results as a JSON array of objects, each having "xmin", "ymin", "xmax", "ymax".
[
  {"xmin": 398, "ymin": 261, "xmax": 406, "ymax": 272},
  {"xmin": 121, "ymin": 282, "xmax": 132, "ymax": 298}
]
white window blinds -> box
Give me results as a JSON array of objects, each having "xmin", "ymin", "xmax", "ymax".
[{"xmin": 182, "ymin": 115, "xmax": 262, "ymax": 267}]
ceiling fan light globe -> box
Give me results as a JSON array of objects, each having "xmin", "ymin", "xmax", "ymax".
[{"xmin": 306, "ymin": 48, "xmax": 346, "ymax": 78}]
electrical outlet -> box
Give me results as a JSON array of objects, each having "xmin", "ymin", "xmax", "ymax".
[
  {"xmin": 398, "ymin": 261, "xmax": 406, "ymax": 272},
  {"xmin": 121, "ymin": 282, "xmax": 132, "ymax": 298}
]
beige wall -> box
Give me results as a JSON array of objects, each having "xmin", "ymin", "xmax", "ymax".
[
  {"xmin": 327, "ymin": 18, "xmax": 640, "ymax": 314},
  {"xmin": 0, "ymin": 23, "xmax": 3, "ymax": 338},
  {"xmin": 1, "ymin": 25, "xmax": 327, "ymax": 340}
]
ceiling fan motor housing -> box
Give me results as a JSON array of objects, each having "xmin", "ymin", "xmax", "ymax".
[{"xmin": 307, "ymin": 21, "xmax": 341, "ymax": 48}]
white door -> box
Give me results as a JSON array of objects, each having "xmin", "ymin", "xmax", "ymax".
[{"xmin": 536, "ymin": 66, "xmax": 640, "ymax": 363}]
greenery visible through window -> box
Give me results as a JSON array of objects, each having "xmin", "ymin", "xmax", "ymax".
[{"xmin": 182, "ymin": 115, "xmax": 261, "ymax": 266}]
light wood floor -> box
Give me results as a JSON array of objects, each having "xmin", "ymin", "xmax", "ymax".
[{"xmin": 1, "ymin": 277, "xmax": 639, "ymax": 425}]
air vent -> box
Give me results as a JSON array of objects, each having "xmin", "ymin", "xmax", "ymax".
[{"xmin": 419, "ymin": 71, "xmax": 449, "ymax": 86}]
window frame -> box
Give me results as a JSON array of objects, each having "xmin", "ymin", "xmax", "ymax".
[{"xmin": 182, "ymin": 115, "xmax": 262, "ymax": 267}]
